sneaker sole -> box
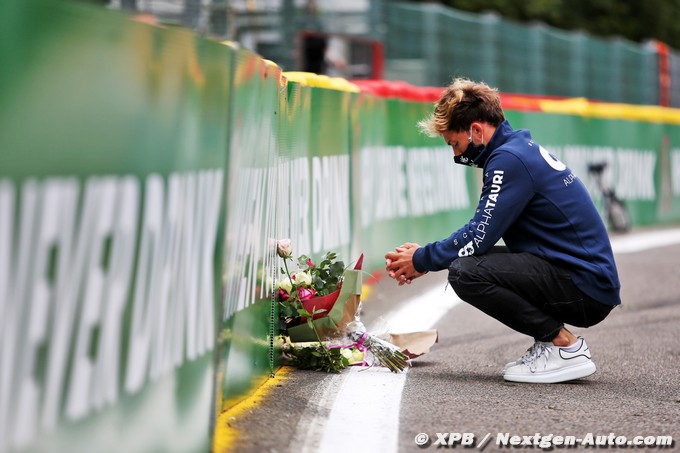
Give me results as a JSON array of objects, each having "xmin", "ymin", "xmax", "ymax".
[{"xmin": 503, "ymin": 361, "xmax": 596, "ymax": 384}]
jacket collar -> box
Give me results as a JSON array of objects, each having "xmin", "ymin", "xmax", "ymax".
[{"xmin": 472, "ymin": 119, "xmax": 514, "ymax": 168}]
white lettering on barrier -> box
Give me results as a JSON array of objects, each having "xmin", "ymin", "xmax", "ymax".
[
  {"xmin": 386, "ymin": 147, "xmax": 407, "ymax": 220},
  {"xmin": 224, "ymin": 167, "xmax": 266, "ymax": 317},
  {"xmin": 312, "ymin": 157, "xmax": 328, "ymax": 254},
  {"xmin": 438, "ymin": 149, "xmax": 470, "ymax": 213},
  {"xmin": 360, "ymin": 146, "xmax": 470, "ymax": 227},
  {"xmin": 672, "ymin": 149, "xmax": 680, "ymax": 196},
  {"xmin": 199, "ymin": 171, "xmax": 222, "ymax": 354},
  {"xmin": 562, "ymin": 145, "xmax": 656, "ymax": 201},
  {"xmin": 15, "ymin": 180, "xmax": 61, "ymax": 446},
  {"xmin": 6, "ymin": 179, "xmax": 80, "ymax": 447},
  {"xmin": 66, "ymin": 177, "xmax": 119, "ymax": 420},
  {"xmin": 312, "ymin": 155, "xmax": 350, "ymax": 254},
  {"xmin": 239, "ymin": 168, "xmax": 263, "ymax": 317},
  {"xmin": 291, "ymin": 158, "xmax": 311, "ymax": 257},
  {"xmin": 360, "ymin": 146, "xmax": 408, "ymax": 226},
  {"xmin": 407, "ymin": 147, "xmax": 434, "ymax": 216},
  {"xmin": 332, "ymin": 155, "xmax": 350, "ymax": 250},
  {"xmin": 260, "ymin": 161, "xmax": 278, "ymax": 301},
  {"xmin": 407, "ymin": 147, "xmax": 469, "ymax": 216},
  {"xmin": 151, "ymin": 174, "xmax": 184, "ymax": 380},
  {"xmin": 0, "ymin": 180, "xmax": 15, "ymax": 450},
  {"xmin": 223, "ymin": 169, "xmax": 249, "ymax": 318},
  {"xmin": 93, "ymin": 177, "xmax": 138, "ymax": 408},
  {"xmin": 126, "ymin": 174, "xmax": 164, "ymax": 394},
  {"xmin": 40, "ymin": 180, "xmax": 80, "ymax": 432},
  {"xmin": 223, "ymin": 160, "xmax": 285, "ymax": 319},
  {"xmin": 359, "ymin": 147, "xmax": 374, "ymax": 228},
  {"xmin": 0, "ymin": 171, "xmax": 222, "ymax": 451},
  {"xmin": 222, "ymin": 154, "xmax": 350, "ymax": 319},
  {"xmin": 615, "ymin": 149, "xmax": 656, "ymax": 200}
]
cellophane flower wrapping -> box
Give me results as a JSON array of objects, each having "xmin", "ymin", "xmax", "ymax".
[{"xmin": 342, "ymin": 320, "xmax": 411, "ymax": 373}]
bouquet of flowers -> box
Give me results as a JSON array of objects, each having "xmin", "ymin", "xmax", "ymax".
[
  {"xmin": 275, "ymin": 239, "xmax": 346, "ymax": 330},
  {"xmin": 275, "ymin": 239, "xmax": 410, "ymax": 373},
  {"xmin": 343, "ymin": 321, "xmax": 410, "ymax": 373}
]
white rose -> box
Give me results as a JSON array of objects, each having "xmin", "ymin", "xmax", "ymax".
[
  {"xmin": 277, "ymin": 278, "xmax": 293, "ymax": 293},
  {"xmin": 276, "ymin": 239, "xmax": 293, "ymax": 258},
  {"xmin": 292, "ymin": 270, "xmax": 312, "ymax": 287}
]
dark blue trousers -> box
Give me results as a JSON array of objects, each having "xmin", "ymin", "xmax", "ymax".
[{"xmin": 448, "ymin": 247, "xmax": 613, "ymax": 342}]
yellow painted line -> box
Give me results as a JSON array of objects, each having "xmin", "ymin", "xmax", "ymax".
[
  {"xmin": 212, "ymin": 367, "xmax": 292, "ymax": 453},
  {"xmin": 282, "ymin": 71, "xmax": 360, "ymax": 92},
  {"xmin": 361, "ymin": 283, "xmax": 373, "ymax": 301},
  {"xmin": 539, "ymin": 97, "xmax": 680, "ymax": 125}
]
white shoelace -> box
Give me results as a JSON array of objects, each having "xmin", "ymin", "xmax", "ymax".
[{"xmin": 521, "ymin": 342, "xmax": 553, "ymax": 372}]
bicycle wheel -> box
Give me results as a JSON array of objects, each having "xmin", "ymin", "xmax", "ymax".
[{"xmin": 608, "ymin": 198, "xmax": 632, "ymax": 233}]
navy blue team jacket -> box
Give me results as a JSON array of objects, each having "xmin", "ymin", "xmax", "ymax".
[{"xmin": 412, "ymin": 120, "xmax": 621, "ymax": 306}]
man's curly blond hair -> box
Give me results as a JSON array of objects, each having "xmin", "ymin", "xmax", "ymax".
[{"xmin": 418, "ymin": 78, "xmax": 505, "ymax": 137}]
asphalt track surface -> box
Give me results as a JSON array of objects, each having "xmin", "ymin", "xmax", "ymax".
[{"xmin": 225, "ymin": 228, "xmax": 680, "ymax": 453}]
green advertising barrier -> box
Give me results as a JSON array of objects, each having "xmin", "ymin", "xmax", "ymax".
[
  {"xmin": 307, "ymin": 86, "xmax": 353, "ymax": 262},
  {"xmin": 350, "ymin": 90, "xmax": 389, "ymax": 265},
  {"xmin": 273, "ymin": 80, "xmax": 354, "ymax": 264},
  {"xmin": 214, "ymin": 51, "xmax": 283, "ymax": 418},
  {"xmin": 0, "ymin": 1, "xmax": 231, "ymax": 452},
  {"xmin": 658, "ymin": 126, "xmax": 680, "ymax": 223}
]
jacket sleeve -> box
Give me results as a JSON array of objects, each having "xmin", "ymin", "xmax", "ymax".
[{"xmin": 412, "ymin": 152, "xmax": 534, "ymax": 272}]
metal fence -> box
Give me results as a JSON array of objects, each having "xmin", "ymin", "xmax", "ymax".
[
  {"xmin": 107, "ymin": 0, "xmax": 383, "ymax": 73},
  {"xmin": 670, "ymin": 50, "xmax": 680, "ymax": 108},
  {"xmin": 107, "ymin": 0, "xmax": 677, "ymax": 107},
  {"xmin": 384, "ymin": 2, "xmax": 660, "ymax": 105}
]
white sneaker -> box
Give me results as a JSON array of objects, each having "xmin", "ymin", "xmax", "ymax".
[{"xmin": 503, "ymin": 337, "xmax": 596, "ymax": 383}]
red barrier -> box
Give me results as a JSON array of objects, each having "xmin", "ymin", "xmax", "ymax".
[
  {"xmin": 351, "ymin": 79, "xmax": 443, "ymax": 102},
  {"xmin": 352, "ymin": 79, "xmax": 576, "ymax": 112}
]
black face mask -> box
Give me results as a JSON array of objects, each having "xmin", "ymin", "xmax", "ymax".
[{"xmin": 454, "ymin": 128, "xmax": 485, "ymax": 167}]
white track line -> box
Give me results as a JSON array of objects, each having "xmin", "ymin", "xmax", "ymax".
[
  {"xmin": 291, "ymin": 281, "xmax": 459, "ymax": 453},
  {"xmin": 610, "ymin": 228, "xmax": 680, "ymax": 254},
  {"xmin": 379, "ymin": 284, "xmax": 462, "ymax": 333},
  {"xmin": 318, "ymin": 367, "xmax": 407, "ymax": 453},
  {"xmin": 290, "ymin": 227, "xmax": 680, "ymax": 453}
]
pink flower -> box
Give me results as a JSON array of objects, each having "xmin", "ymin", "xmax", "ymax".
[
  {"xmin": 307, "ymin": 258, "xmax": 314, "ymax": 267},
  {"xmin": 277, "ymin": 289, "xmax": 290, "ymax": 301},
  {"xmin": 297, "ymin": 287, "xmax": 317, "ymax": 301}
]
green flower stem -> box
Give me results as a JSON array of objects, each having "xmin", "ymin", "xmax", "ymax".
[
  {"xmin": 282, "ymin": 258, "xmax": 295, "ymax": 290},
  {"xmin": 282, "ymin": 256, "xmax": 334, "ymax": 365}
]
